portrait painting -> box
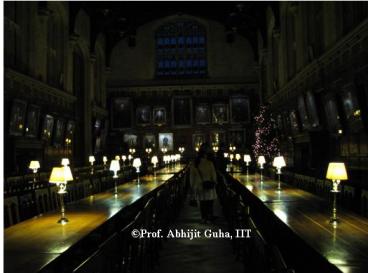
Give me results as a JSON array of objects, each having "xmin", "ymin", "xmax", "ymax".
[
  {"xmin": 192, "ymin": 134, "xmax": 206, "ymax": 150},
  {"xmin": 341, "ymin": 89, "xmax": 363, "ymax": 131},
  {"xmin": 305, "ymin": 91, "xmax": 320, "ymax": 128},
  {"xmin": 143, "ymin": 134, "xmax": 156, "ymax": 149},
  {"xmin": 159, "ymin": 133, "xmax": 174, "ymax": 152},
  {"xmin": 9, "ymin": 99, "xmax": 27, "ymax": 136},
  {"xmin": 172, "ymin": 97, "xmax": 192, "ymax": 126},
  {"xmin": 53, "ymin": 119, "xmax": 65, "ymax": 146},
  {"xmin": 112, "ymin": 97, "xmax": 132, "ymax": 129},
  {"xmin": 41, "ymin": 114, "xmax": 54, "ymax": 141},
  {"xmin": 195, "ymin": 104, "xmax": 211, "ymax": 124},
  {"xmin": 228, "ymin": 130, "xmax": 245, "ymax": 149},
  {"xmin": 153, "ymin": 107, "xmax": 166, "ymax": 125},
  {"xmin": 230, "ymin": 96, "xmax": 250, "ymax": 123},
  {"xmin": 124, "ymin": 134, "xmax": 138, "ymax": 147},
  {"xmin": 25, "ymin": 104, "xmax": 40, "ymax": 138},
  {"xmin": 324, "ymin": 97, "xmax": 341, "ymax": 132},
  {"xmin": 297, "ymin": 95, "xmax": 310, "ymax": 130},
  {"xmin": 136, "ymin": 106, "xmax": 151, "ymax": 125},
  {"xmin": 289, "ymin": 110, "xmax": 300, "ymax": 134},
  {"xmin": 210, "ymin": 131, "xmax": 226, "ymax": 146},
  {"xmin": 212, "ymin": 104, "xmax": 228, "ymax": 124}
]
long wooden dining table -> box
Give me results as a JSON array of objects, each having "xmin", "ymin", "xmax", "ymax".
[
  {"xmin": 4, "ymin": 164, "xmax": 186, "ymax": 273},
  {"xmin": 231, "ymin": 172, "xmax": 368, "ymax": 273}
]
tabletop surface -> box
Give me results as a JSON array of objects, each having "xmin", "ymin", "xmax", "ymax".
[
  {"xmin": 4, "ymin": 165, "xmax": 185, "ymax": 273},
  {"xmin": 231, "ymin": 173, "xmax": 368, "ymax": 273}
]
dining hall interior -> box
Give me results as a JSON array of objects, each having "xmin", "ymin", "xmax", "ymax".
[{"xmin": 2, "ymin": 1, "xmax": 368, "ymax": 273}]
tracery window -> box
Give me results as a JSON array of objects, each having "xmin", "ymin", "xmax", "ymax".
[{"xmin": 155, "ymin": 21, "xmax": 207, "ymax": 78}]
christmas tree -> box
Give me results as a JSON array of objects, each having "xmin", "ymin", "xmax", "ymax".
[{"xmin": 252, "ymin": 105, "xmax": 279, "ymax": 162}]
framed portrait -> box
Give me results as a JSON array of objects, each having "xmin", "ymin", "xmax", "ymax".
[
  {"xmin": 53, "ymin": 119, "xmax": 65, "ymax": 146},
  {"xmin": 195, "ymin": 103, "xmax": 211, "ymax": 124},
  {"xmin": 341, "ymin": 89, "xmax": 363, "ymax": 132},
  {"xmin": 124, "ymin": 134, "xmax": 138, "ymax": 147},
  {"xmin": 210, "ymin": 131, "xmax": 226, "ymax": 146},
  {"xmin": 230, "ymin": 96, "xmax": 250, "ymax": 123},
  {"xmin": 41, "ymin": 114, "xmax": 54, "ymax": 141},
  {"xmin": 65, "ymin": 120, "xmax": 75, "ymax": 142},
  {"xmin": 297, "ymin": 95, "xmax": 310, "ymax": 130},
  {"xmin": 111, "ymin": 97, "xmax": 132, "ymax": 129},
  {"xmin": 25, "ymin": 104, "xmax": 40, "ymax": 138},
  {"xmin": 9, "ymin": 99, "xmax": 27, "ymax": 136},
  {"xmin": 276, "ymin": 113, "xmax": 284, "ymax": 131},
  {"xmin": 289, "ymin": 110, "xmax": 300, "ymax": 135},
  {"xmin": 143, "ymin": 134, "xmax": 156, "ymax": 149},
  {"xmin": 324, "ymin": 96, "xmax": 342, "ymax": 133},
  {"xmin": 305, "ymin": 91, "xmax": 320, "ymax": 128},
  {"xmin": 212, "ymin": 104, "xmax": 228, "ymax": 124},
  {"xmin": 136, "ymin": 106, "xmax": 151, "ymax": 126},
  {"xmin": 228, "ymin": 130, "xmax": 246, "ymax": 149},
  {"xmin": 153, "ymin": 107, "xmax": 166, "ymax": 125},
  {"xmin": 159, "ymin": 133, "xmax": 174, "ymax": 152},
  {"xmin": 193, "ymin": 134, "xmax": 206, "ymax": 149},
  {"xmin": 172, "ymin": 97, "xmax": 192, "ymax": 127}
]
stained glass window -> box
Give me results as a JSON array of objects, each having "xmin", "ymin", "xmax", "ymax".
[{"xmin": 155, "ymin": 21, "xmax": 207, "ymax": 78}]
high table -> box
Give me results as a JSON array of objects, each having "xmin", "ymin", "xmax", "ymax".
[
  {"xmin": 4, "ymin": 165, "xmax": 186, "ymax": 273},
  {"xmin": 231, "ymin": 173, "xmax": 368, "ymax": 273}
]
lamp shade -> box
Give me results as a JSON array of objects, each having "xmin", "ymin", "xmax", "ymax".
[
  {"xmin": 258, "ymin": 156, "xmax": 266, "ymax": 165},
  {"xmin": 115, "ymin": 155, "xmax": 120, "ymax": 160},
  {"xmin": 29, "ymin": 160, "xmax": 40, "ymax": 169},
  {"xmin": 128, "ymin": 155, "xmax": 133, "ymax": 160},
  {"xmin": 326, "ymin": 162, "xmax": 348, "ymax": 180},
  {"xmin": 49, "ymin": 166, "xmax": 73, "ymax": 183},
  {"xmin": 103, "ymin": 156, "xmax": 108, "ymax": 163},
  {"xmin": 235, "ymin": 154, "xmax": 241, "ymax": 160},
  {"xmin": 151, "ymin": 156, "xmax": 158, "ymax": 165},
  {"xmin": 243, "ymin": 155, "xmax": 251, "ymax": 163},
  {"xmin": 89, "ymin": 156, "xmax": 95, "ymax": 163},
  {"xmin": 61, "ymin": 158, "xmax": 70, "ymax": 166},
  {"xmin": 109, "ymin": 160, "xmax": 120, "ymax": 172},
  {"xmin": 133, "ymin": 158, "xmax": 142, "ymax": 168},
  {"xmin": 273, "ymin": 156, "xmax": 286, "ymax": 168},
  {"xmin": 122, "ymin": 155, "xmax": 127, "ymax": 161}
]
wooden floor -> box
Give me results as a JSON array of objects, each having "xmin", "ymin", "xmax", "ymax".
[{"xmin": 153, "ymin": 198, "xmax": 243, "ymax": 273}]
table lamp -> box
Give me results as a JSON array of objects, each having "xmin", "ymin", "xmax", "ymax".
[
  {"xmin": 49, "ymin": 166, "xmax": 73, "ymax": 224},
  {"xmin": 109, "ymin": 160, "xmax": 120, "ymax": 195},
  {"xmin": 273, "ymin": 156, "xmax": 286, "ymax": 191},
  {"xmin": 133, "ymin": 158, "xmax": 142, "ymax": 184},
  {"xmin": 258, "ymin": 156, "xmax": 266, "ymax": 182},
  {"xmin": 326, "ymin": 162, "xmax": 348, "ymax": 224},
  {"xmin": 151, "ymin": 156, "xmax": 158, "ymax": 176},
  {"xmin": 29, "ymin": 160, "xmax": 40, "ymax": 184},
  {"xmin": 103, "ymin": 156, "xmax": 108, "ymax": 169},
  {"xmin": 243, "ymin": 155, "xmax": 251, "ymax": 175},
  {"xmin": 89, "ymin": 156, "xmax": 95, "ymax": 174},
  {"xmin": 128, "ymin": 155, "xmax": 133, "ymax": 165},
  {"xmin": 61, "ymin": 158, "xmax": 70, "ymax": 166},
  {"xmin": 122, "ymin": 155, "xmax": 127, "ymax": 165}
]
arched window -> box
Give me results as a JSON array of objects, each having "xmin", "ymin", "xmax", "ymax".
[
  {"xmin": 94, "ymin": 50, "xmax": 103, "ymax": 106},
  {"xmin": 4, "ymin": 2, "xmax": 29, "ymax": 71},
  {"xmin": 155, "ymin": 20, "xmax": 207, "ymax": 78},
  {"xmin": 47, "ymin": 13, "xmax": 64, "ymax": 88}
]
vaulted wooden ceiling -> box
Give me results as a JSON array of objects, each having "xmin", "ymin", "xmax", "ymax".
[{"xmin": 68, "ymin": 1, "xmax": 279, "ymax": 62}]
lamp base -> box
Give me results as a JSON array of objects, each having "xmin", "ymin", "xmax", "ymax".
[
  {"xmin": 57, "ymin": 217, "xmax": 69, "ymax": 225},
  {"xmin": 329, "ymin": 218, "xmax": 339, "ymax": 225}
]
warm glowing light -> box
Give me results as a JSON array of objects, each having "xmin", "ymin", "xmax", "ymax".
[
  {"xmin": 273, "ymin": 156, "xmax": 286, "ymax": 169},
  {"xmin": 326, "ymin": 162, "xmax": 348, "ymax": 181},
  {"xmin": 29, "ymin": 160, "xmax": 40, "ymax": 171},
  {"xmin": 61, "ymin": 158, "xmax": 70, "ymax": 166},
  {"xmin": 109, "ymin": 160, "xmax": 120, "ymax": 178},
  {"xmin": 89, "ymin": 156, "xmax": 95, "ymax": 163},
  {"xmin": 243, "ymin": 154, "xmax": 251, "ymax": 163}
]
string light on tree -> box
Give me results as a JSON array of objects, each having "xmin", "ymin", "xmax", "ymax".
[{"xmin": 252, "ymin": 105, "xmax": 279, "ymax": 162}]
